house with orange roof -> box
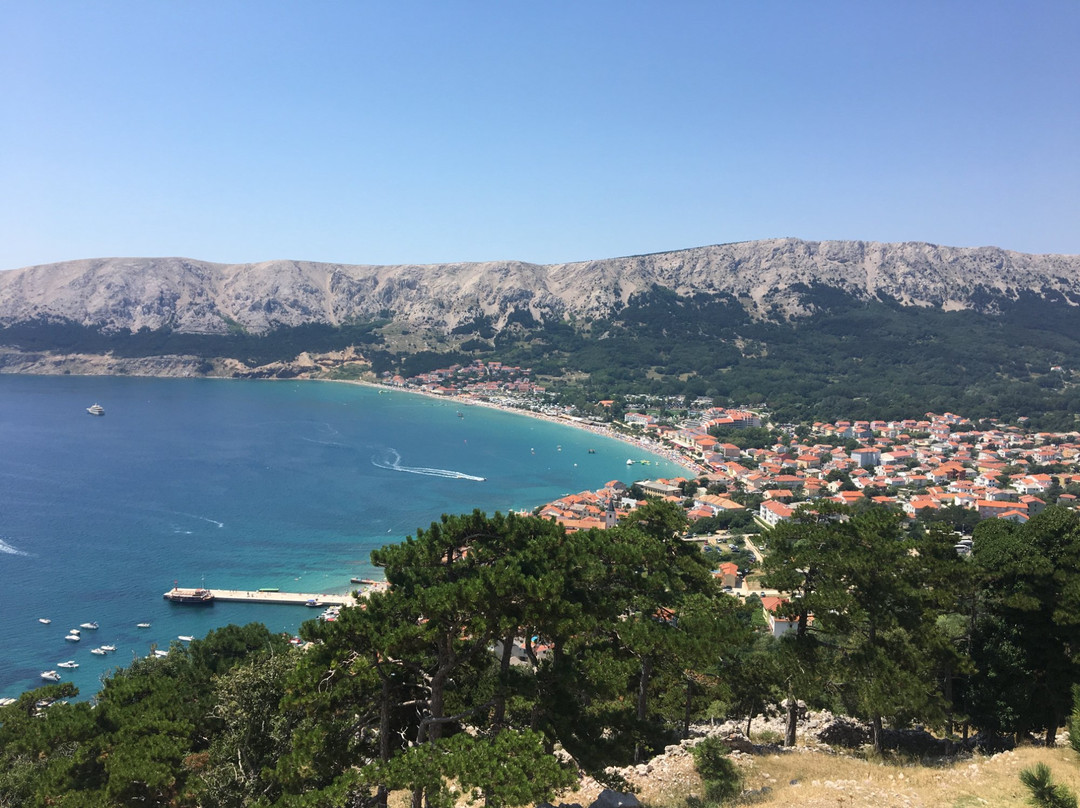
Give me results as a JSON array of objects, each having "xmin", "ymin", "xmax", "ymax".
[
  {"xmin": 713, "ymin": 562, "xmax": 739, "ymax": 588},
  {"xmin": 763, "ymin": 488, "xmax": 796, "ymax": 501},
  {"xmin": 1020, "ymin": 495, "xmax": 1047, "ymax": 517},
  {"xmin": 760, "ymin": 596, "xmax": 801, "ymax": 637},
  {"xmin": 976, "ymin": 500, "xmax": 1019, "ymax": 519},
  {"xmin": 834, "ymin": 490, "xmax": 864, "ymax": 506},
  {"xmin": 759, "ymin": 500, "xmax": 794, "ymax": 527},
  {"xmin": 694, "ymin": 494, "xmax": 744, "ymax": 514},
  {"xmin": 998, "ymin": 509, "xmax": 1029, "ymax": 524}
]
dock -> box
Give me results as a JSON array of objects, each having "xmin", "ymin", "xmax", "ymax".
[{"xmin": 163, "ymin": 588, "xmax": 359, "ymax": 607}]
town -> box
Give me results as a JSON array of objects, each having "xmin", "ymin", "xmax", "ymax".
[{"xmin": 391, "ymin": 359, "xmax": 1079, "ymax": 543}]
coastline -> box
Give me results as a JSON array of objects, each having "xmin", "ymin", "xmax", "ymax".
[
  {"xmin": 316, "ymin": 377, "xmax": 705, "ymax": 478},
  {"xmin": 0, "ymin": 354, "xmax": 704, "ymax": 476},
  {"xmin": 301, "ymin": 377, "xmax": 704, "ymax": 593}
]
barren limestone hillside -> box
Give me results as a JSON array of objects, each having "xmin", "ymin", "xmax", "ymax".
[{"xmin": 1, "ymin": 239, "xmax": 1078, "ymax": 335}]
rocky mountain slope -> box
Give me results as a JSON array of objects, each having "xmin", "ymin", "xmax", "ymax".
[{"xmin": 1, "ymin": 239, "xmax": 1078, "ymax": 335}]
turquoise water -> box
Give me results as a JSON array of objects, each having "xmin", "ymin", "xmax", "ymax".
[{"xmin": 0, "ymin": 375, "xmax": 682, "ymax": 700}]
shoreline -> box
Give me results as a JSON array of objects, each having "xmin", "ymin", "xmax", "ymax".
[
  {"xmin": 305, "ymin": 377, "xmax": 705, "ymax": 593},
  {"xmin": 314, "ymin": 376, "xmax": 705, "ymax": 478}
]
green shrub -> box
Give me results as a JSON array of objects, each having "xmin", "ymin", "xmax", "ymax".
[{"xmin": 690, "ymin": 737, "xmax": 741, "ymax": 806}]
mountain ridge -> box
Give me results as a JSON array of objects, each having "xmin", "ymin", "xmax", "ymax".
[{"xmin": 2, "ymin": 238, "xmax": 1079, "ymax": 335}]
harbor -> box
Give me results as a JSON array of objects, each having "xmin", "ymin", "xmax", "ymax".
[{"xmin": 164, "ymin": 587, "xmax": 359, "ymax": 607}]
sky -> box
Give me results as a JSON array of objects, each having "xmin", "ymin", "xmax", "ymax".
[{"xmin": 2, "ymin": 2, "xmax": 1078, "ymax": 270}]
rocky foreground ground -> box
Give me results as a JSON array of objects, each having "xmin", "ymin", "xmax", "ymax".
[{"xmin": 547, "ymin": 712, "xmax": 1078, "ymax": 808}]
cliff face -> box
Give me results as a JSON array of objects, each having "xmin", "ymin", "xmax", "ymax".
[{"xmin": 1, "ymin": 239, "xmax": 1078, "ymax": 335}]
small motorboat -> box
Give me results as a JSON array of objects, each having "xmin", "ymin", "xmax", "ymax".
[
  {"xmin": 90, "ymin": 647, "xmax": 107, "ymax": 655},
  {"xmin": 64, "ymin": 633, "xmax": 81, "ymax": 642},
  {"xmin": 38, "ymin": 618, "xmax": 51, "ymax": 625},
  {"xmin": 100, "ymin": 644, "xmax": 116, "ymax": 652},
  {"xmin": 79, "ymin": 621, "xmax": 99, "ymax": 630},
  {"xmin": 152, "ymin": 649, "xmax": 169, "ymax": 658},
  {"xmin": 56, "ymin": 661, "xmax": 78, "ymax": 669},
  {"xmin": 136, "ymin": 623, "xmax": 151, "ymax": 628},
  {"xmin": 40, "ymin": 670, "xmax": 61, "ymax": 682},
  {"xmin": 178, "ymin": 635, "xmax": 194, "ymax": 642}
]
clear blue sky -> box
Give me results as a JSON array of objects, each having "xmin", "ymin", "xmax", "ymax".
[{"xmin": 3, "ymin": 1, "xmax": 1078, "ymax": 270}]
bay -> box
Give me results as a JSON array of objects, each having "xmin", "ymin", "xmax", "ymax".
[{"xmin": 0, "ymin": 375, "xmax": 683, "ymax": 700}]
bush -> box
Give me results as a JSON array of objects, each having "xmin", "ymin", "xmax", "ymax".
[{"xmin": 690, "ymin": 737, "xmax": 741, "ymax": 806}]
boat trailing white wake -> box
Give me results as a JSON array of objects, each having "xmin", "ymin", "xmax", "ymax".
[
  {"xmin": 0, "ymin": 538, "xmax": 29, "ymax": 556},
  {"xmin": 372, "ymin": 449, "xmax": 485, "ymax": 482}
]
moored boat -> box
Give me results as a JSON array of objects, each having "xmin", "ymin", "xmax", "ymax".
[
  {"xmin": 100, "ymin": 644, "xmax": 116, "ymax": 652},
  {"xmin": 64, "ymin": 633, "xmax": 81, "ymax": 642},
  {"xmin": 79, "ymin": 621, "xmax": 99, "ymax": 630},
  {"xmin": 136, "ymin": 622, "xmax": 151, "ymax": 628},
  {"xmin": 38, "ymin": 618, "xmax": 51, "ymax": 625},
  {"xmin": 40, "ymin": 670, "xmax": 61, "ymax": 681},
  {"xmin": 90, "ymin": 647, "xmax": 107, "ymax": 655},
  {"xmin": 178, "ymin": 635, "xmax": 194, "ymax": 642},
  {"xmin": 57, "ymin": 660, "xmax": 78, "ymax": 669},
  {"xmin": 163, "ymin": 586, "xmax": 215, "ymax": 605}
]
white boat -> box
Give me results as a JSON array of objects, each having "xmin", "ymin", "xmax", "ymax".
[
  {"xmin": 152, "ymin": 649, "xmax": 169, "ymax": 658},
  {"xmin": 79, "ymin": 622, "xmax": 99, "ymax": 630},
  {"xmin": 40, "ymin": 671, "xmax": 61, "ymax": 681},
  {"xmin": 626, "ymin": 459, "xmax": 635, "ymax": 465},
  {"xmin": 38, "ymin": 618, "xmax": 51, "ymax": 625},
  {"xmin": 136, "ymin": 622, "xmax": 151, "ymax": 628},
  {"xmin": 100, "ymin": 644, "xmax": 116, "ymax": 652},
  {"xmin": 178, "ymin": 635, "xmax": 194, "ymax": 642},
  {"xmin": 56, "ymin": 661, "xmax": 78, "ymax": 669},
  {"xmin": 87, "ymin": 403, "xmax": 105, "ymax": 416},
  {"xmin": 64, "ymin": 633, "xmax": 81, "ymax": 642},
  {"xmin": 90, "ymin": 647, "xmax": 107, "ymax": 655}
]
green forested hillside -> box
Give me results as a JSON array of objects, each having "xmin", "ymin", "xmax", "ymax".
[
  {"xmin": 4, "ymin": 504, "xmax": 1080, "ymax": 808},
  {"xmin": 490, "ymin": 287, "xmax": 1080, "ymax": 427}
]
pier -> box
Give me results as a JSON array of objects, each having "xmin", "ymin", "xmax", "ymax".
[{"xmin": 163, "ymin": 588, "xmax": 359, "ymax": 607}]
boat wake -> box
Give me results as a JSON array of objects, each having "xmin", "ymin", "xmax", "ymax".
[
  {"xmin": 372, "ymin": 449, "xmax": 485, "ymax": 482},
  {"xmin": 0, "ymin": 538, "xmax": 30, "ymax": 556},
  {"xmin": 174, "ymin": 512, "xmax": 225, "ymax": 528},
  {"xmin": 300, "ymin": 436, "xmax": 350, "ymax": 448}
]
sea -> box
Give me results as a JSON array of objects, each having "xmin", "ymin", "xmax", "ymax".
[{"xmin": 0, "ymin": 375, "xmax": 683, "ymax": 701}]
